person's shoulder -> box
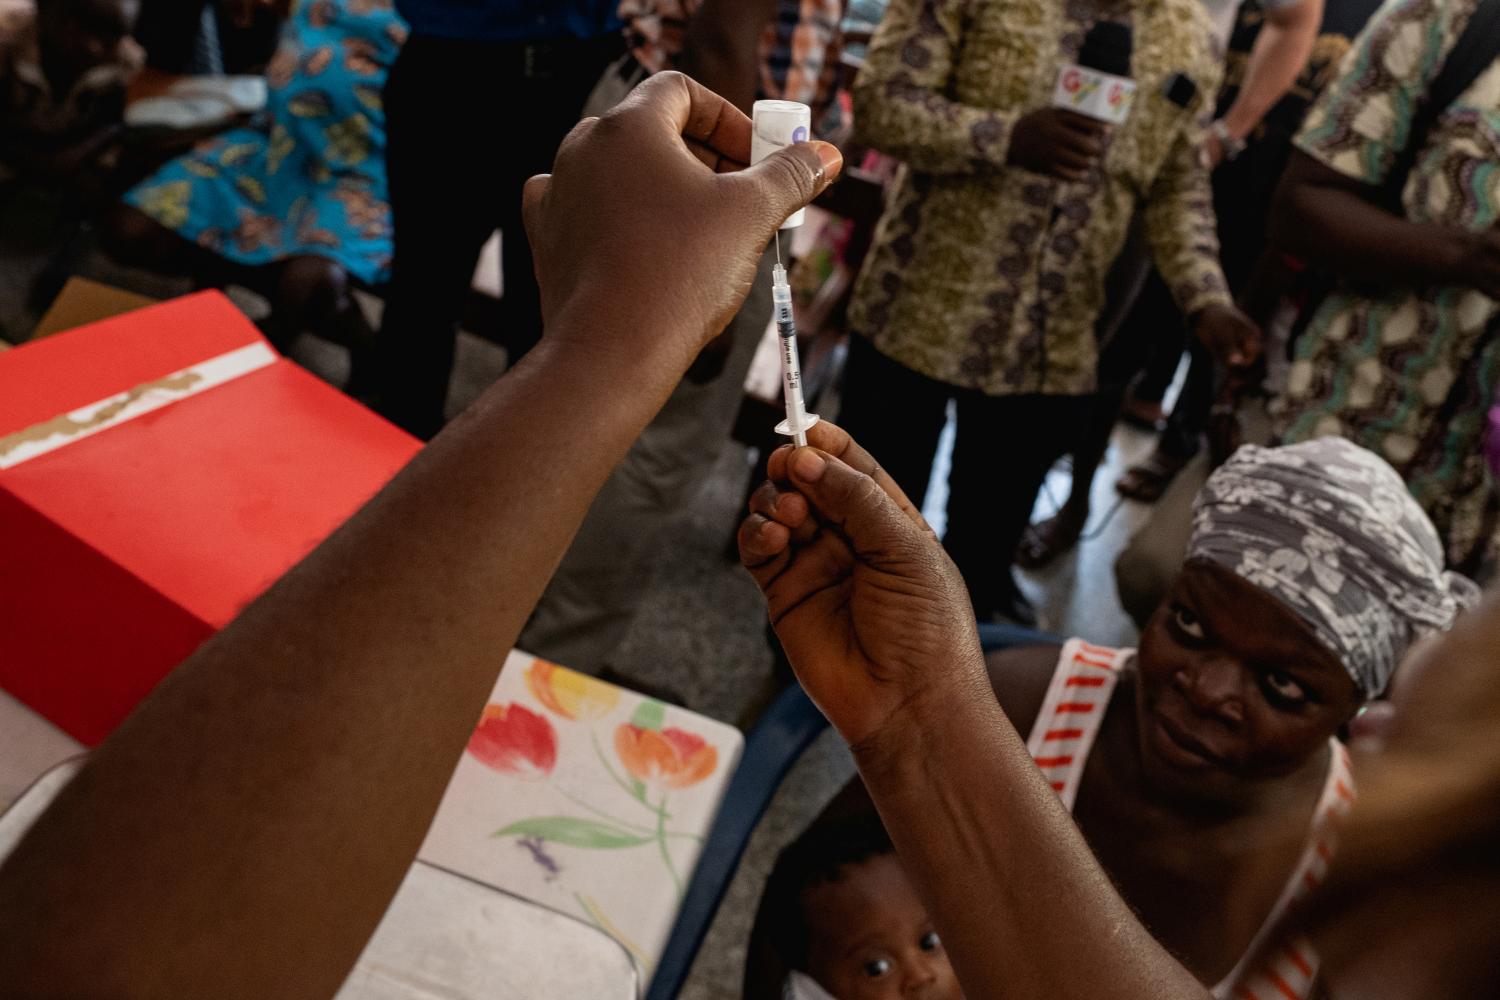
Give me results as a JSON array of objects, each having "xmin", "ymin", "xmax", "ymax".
[{"xmin": 984, "ymin": 640, "xmax": 1065, "ymax": 737}]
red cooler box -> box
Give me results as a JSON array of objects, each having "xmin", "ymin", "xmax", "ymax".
[{"xmin": 0, "ymin": 291, "xmax": 421, "ymax": 745}]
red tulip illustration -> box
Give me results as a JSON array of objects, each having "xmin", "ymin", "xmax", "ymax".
[{"xmin": 467, "ymin": 702, "xmax": 557, "ymax": 779}]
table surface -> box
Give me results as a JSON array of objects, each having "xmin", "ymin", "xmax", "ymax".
[{"xmin": 0, "ymin": 745, "xmax": 639, "ymax": 1000}]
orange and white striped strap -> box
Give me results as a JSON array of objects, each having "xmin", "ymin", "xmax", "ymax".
[
  {"xmin": 1214, "ymin": 741, "xmax": 1356, "ymax": 1000},
  {"xmin": 1023, "ymin": 639, "xmax": 1129, "ymax": 810}
]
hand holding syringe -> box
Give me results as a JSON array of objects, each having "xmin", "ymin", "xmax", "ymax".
[{"xmin": 753, "ymin": 100, "xmax": 821, "ymax": 448}]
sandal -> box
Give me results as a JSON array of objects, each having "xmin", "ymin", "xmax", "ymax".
[
  {"xmin": 1116, "ymin": 449, "xmax": 1193, "ymax": 503},
  {"xmin": 1016, "ymin": 508, "xmax": 1088, "ymax": 569},
  {"xmin": 1118, "ymin": 396, "xmax": 1167, "ymax": 433}
]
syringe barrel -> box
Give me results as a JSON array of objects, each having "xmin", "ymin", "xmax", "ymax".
[
  {"xmin": 778, "ymin": 319, "xmax": 806, "ymax": 421},
  {"xmin": 771, "ymin": 264, "xmax": 796, "ymax": 330},
  {"xmin": 773, "ymin": 295, "xmax": 794, "ymax": 330}
]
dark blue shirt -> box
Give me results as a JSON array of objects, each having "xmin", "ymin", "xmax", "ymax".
[{"xmin": 395, "ymin": 0, "xmax": 622, "ymax": 41}]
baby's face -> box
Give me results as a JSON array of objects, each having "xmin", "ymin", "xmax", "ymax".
[{"xmin": 803, "ymin": 853, "xmax": 962, "ymax": 1000}]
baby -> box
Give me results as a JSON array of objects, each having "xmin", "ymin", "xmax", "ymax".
[{"xmin": 761, "ymin": 817, "xmax": 963, "ymax": 1000}]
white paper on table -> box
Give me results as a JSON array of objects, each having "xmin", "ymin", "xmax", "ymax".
[{"xmin": 418, "ymin": 651, "xmax": 743, "ymax": 986}]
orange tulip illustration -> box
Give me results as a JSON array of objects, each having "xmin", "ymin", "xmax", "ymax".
[
  {"xmin": 467, "ymin": 703, "xmax": 557, "ymax": 780},
  {"xmin": 527, "ymin": 660, "xmax": 620, "ymax": 721},
  {"xmin": 614, "ymin": 723, "xmax": 718, "ymax": 790}
]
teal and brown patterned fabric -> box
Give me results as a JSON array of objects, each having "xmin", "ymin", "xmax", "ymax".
[
  {"xmin": 846, "ymin": 0, "xmax": 1232, "ymax": 397},
  {"xmin": 1280, "ymin": 0, "xmax": 1500, "ymax": 570}
]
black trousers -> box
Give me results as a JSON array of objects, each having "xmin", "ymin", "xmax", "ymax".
[
  {"xmin": 1118, "ymin": 275, "xmax": 1216, "ymax": 460},
  {"xmin": 373, "ymin": 32, "xmax": 620, "ymax": 437},
  {"xmin": 837, "ymin": 335, "xmax": 1090, "ymax": 617}
]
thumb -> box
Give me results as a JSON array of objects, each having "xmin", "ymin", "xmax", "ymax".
[
  {"xmin": 734, "ymin": 141, "xmax": 843, "ymax": 232},
  {"xmin": 521, "ymin": 174, "xmax": 549, "ymax": 248},
  {"xmin": 787, "ymin": 447, "xmax": 928, "ymax": 568}
]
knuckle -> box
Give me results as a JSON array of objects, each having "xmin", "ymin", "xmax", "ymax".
[
  {"xmin": 750, "ymin": 481, "xmax": 780, "ymax": 513},
  {"xmin": 843, "ymin": 470, "xmax": 885, "ymax": 513},
  {"xmin": 738, "ymin": 515, "xmax": 770, "ymax": 552},
  {"xmin": 765, "ymin": 151, "xmax": 809, "ymax": 195}
]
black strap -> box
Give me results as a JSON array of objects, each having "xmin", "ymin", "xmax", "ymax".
[{"xmin": 1380, "ymin": 0, "xmax": 1500, "ymax": 208}]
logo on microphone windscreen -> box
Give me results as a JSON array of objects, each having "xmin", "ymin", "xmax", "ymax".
[{"xmin": 791, "ymin": 125, "xmax": 808, "ymax": 143}]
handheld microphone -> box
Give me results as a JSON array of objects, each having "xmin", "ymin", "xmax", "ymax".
[{"xmin": 1052, "ymin": 21, "xmax": 1136, "ymax": 125}]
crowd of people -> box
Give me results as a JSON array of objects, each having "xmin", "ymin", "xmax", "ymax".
[{"xmin": 0, "ymin": 0, "xmax": 1498, "ymax": 998}]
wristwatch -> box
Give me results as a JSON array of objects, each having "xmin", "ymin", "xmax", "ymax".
[{"xmin": 1210, "ymin": 120, "xmax": 1248, "ymax": 161}]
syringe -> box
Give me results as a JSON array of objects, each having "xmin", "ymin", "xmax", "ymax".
[
  {"xmin": 752, "ymin": 99, "xmax": 819, "ymax": 448},
  {"xmin": 771, "ymin": 235, "xmax": 819, "ymax": 447}
]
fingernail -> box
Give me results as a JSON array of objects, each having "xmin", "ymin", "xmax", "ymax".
[
  {"xmin": 793, "ymin": 449, "xmax": 826, "ymax": 482},
  {"xmin": 813, "ymin": 142, "xmax": 843, "ymax": 182}
]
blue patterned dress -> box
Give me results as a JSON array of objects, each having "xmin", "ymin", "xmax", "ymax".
[{"xmin": 125, "ymin": 0, "xmax": 407, "ymax": 286}]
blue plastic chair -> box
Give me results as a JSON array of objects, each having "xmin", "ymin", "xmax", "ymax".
[
  {"xmin": 646, "ymin": 681, "xmax": 828, "ymax": 1000},
  {"xmin": 646, "ymin": 622, "xmax": 1059, "ymax": 998}
]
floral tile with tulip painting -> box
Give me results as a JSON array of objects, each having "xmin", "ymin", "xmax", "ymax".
[{"xmin": 419, "ymin": 651, "xmax": 743, "ymax": 984}]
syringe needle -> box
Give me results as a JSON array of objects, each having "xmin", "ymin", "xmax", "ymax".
[{"xmin": 774, "ymin": 230, "xmax": 781, "ymax": 266}]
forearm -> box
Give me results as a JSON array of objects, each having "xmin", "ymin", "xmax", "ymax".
[
  {"xmin": 852, "ymin": 72, "xmax": 1016, "ymax": 174},
  {"xmin": 851, "ymin": 0, "xmax": 1016, "ymax": 174},
  {"xmin": 677, "ymin": 0, "xmax": 778, "ymax": 113},
  {"xmin": 1145, "ymin": 137, "xmax": 1234, "ymax": 317},
  {"xmin": 1219, "ymin": 1, "xmax": 1322, "ymax": 140},
  {"xmin": 0, "ymin": 326, "xmax": 695, "ymax": 998},
  {"xmin": 854, "ymin": 679, "xmax": 1213, "ymax": 1000},
  {"xmin": 1271, "ymin": 151, "xmax": 1472, "ymax": 285}
]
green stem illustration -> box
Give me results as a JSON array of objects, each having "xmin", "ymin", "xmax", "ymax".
[
  {"xmin": 549, "ymin": 783, "xmax": 704, "ymax": 843},
  {"xmin": 552, "ymin": 785, "xmax": 655, "ymax": 834},
  {"xmin": 592, "ymin": 729, "xmax": 648, "ymax": 805},
  {"xmin": 655, "ymin": 792, "xmax": 684, "ymax": 899}
]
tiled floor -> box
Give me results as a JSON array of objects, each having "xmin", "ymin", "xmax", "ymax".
[{"xmin": 2, "ymin": 211, "xmax": 1173, "ymax": 999}]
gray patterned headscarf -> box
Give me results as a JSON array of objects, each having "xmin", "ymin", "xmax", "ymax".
[{"xmin": 1187, "ymin": 438, "xmax": 1479, "ymax": 696}]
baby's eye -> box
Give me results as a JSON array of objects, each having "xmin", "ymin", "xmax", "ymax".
[
  {"xmin": 862, "ymin": 957, "xmax": 893, "ymax": 978},
  {"xmin": 919, "ymin": 931, "xmax": 941, "ymax": 952},
  {"xmin": 1170, "ymin": 603, "xmax": 1205, "ymax": 640},
  {"xmin": 1263, "ymin": 670, "xmax": 1309, "ymax": 705}
]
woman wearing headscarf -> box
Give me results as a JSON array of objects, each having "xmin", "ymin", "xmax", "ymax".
[{"xmin": 739, "ymin": 428, "xmax": 1475, "ymax": 999}]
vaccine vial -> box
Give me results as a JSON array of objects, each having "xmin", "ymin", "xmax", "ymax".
[{"xmin": 751, "ymin": 100, "xmax": 814, "ymax": 229}]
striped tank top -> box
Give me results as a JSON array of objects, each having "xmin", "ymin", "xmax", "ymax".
[{"xmin": 1025, "ymin": 639, "xmax": 1356, "ymax": 1000}]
